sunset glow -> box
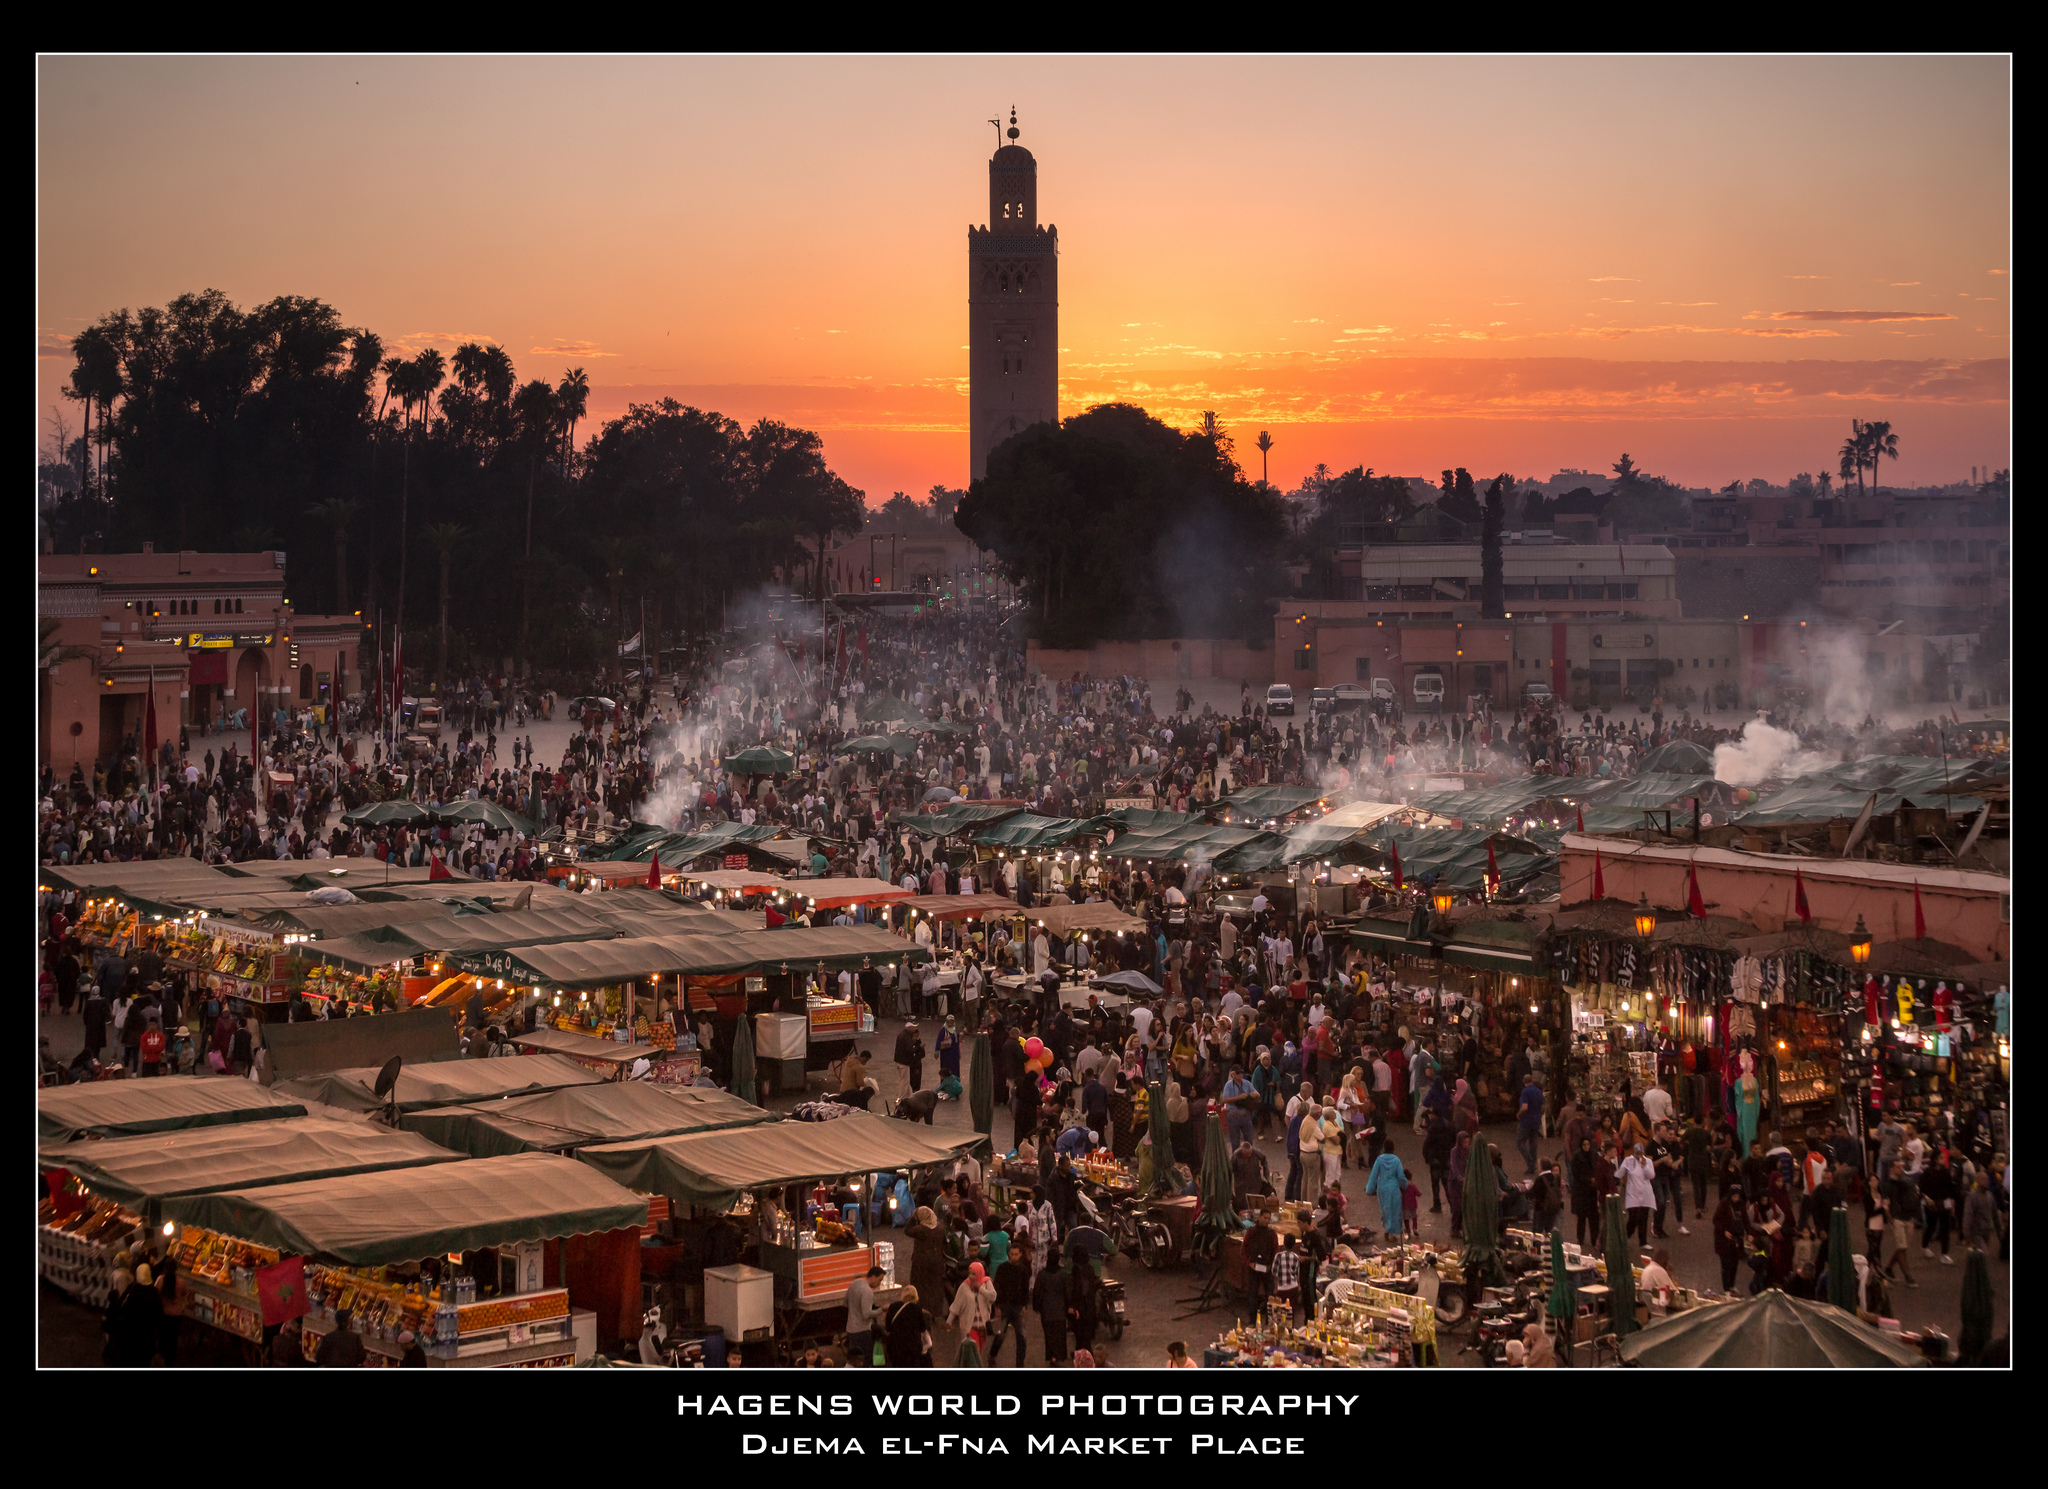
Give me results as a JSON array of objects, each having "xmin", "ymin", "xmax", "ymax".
[{"xmin": 39, "ymin": 55, "xmax": 2010, "ymax": 496}]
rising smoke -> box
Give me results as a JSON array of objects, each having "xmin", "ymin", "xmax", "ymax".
[{"xmin": 1712, "ymin": 719, "xmax": 1835, "ymax": 786}]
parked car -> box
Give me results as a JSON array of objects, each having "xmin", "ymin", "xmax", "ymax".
[
  {"xmin": 1412, "ymin": 672, "xmax": 1445, "ymax": 706},
  {"xmin": 1333, "ymin": 682, "xmax": 1372, "ymax": 707},
  {"xmin": 1522, "ymin": 680, "xmax": 1555, "ymax": 702},
  {"xmin": 1310, "ymin": 687, "xmax": 1337, "ymax": 712},
  {"xmin": 1266, "ymin": 683, "xmax": 1295, "ymax": 716}
]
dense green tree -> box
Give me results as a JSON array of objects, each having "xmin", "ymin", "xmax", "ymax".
[
  {"xmin": 955, "ymin": 402, "xmax": 1284, "ymax": 647},
  {"xmin": 1481, "ymin": 474, "xmax": 1507, "ymax": 617}
]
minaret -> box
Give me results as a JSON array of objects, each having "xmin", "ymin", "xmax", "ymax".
[{"xmin": 968, "ymin": 108, "xmax": 1059, "ymax": 482}]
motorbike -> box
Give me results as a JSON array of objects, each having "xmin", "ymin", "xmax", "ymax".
[
  {"xmin": 1463, "ymin": 1279, "xmax": 1544, "ymax": 1365},
  {"xmin": 1108, "ymin": 1194, "xmax": 1182, "ymax": 1271},
  {"xmin": 1097, "ymin": 1276, "xmax": 1128, "ymax": 1340}
]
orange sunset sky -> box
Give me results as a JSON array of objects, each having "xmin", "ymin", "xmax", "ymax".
[{"xmin": 38, "ymin": 55, "xmax": 2009, "ymax": 500}]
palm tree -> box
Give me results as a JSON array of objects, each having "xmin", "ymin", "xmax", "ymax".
[
  {"xmin": 1863, "ymin": 420, "xmax": 1900, "ymax": 495},
  {"xmin": 590, "ymin": 534, "xmax": 634, "ymax": 686},
  {"xmin": 306, "ymin": 497, "xmax": 359, "ymax": 614},
  {"xmin": 1839, "ymin": 419, "xmax": 1869, "ymax": 499},
  {"xmin": 422, "ymin": 521, "xmax": 467, "ymax": 696},
  {"xmin": 511, "ymin": 379, "xmax": 561, "ymax": 674},
  {"xmin": 556, "ymin": 367, "xmax": 590, "ymax": 473},
  {"xmin": 394, "ymin": 349, "xmax": 445, "ymax": 649}
]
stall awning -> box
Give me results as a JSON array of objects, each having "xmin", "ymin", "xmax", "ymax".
[
  {"xmin": 1019, "ymin": 902, "xmax": 1150, "ymax": 937},
  {"xmin": 401, "ymin": 1083, "xmax": 770, "ymax": 1160},
  {"xmin": 891, "ymin": 893, "xmax": 1023, "ymax": 922},
  {"xmin": 509, "ymin": 1027, "xmax": 661, "ymax": 1065},
  {"xmin": 39, "ymin": 1075, "xmax": 307, "ymax": 1143},
  {"xmin": 577, "ymin": 1110, "xmax": 986, "ymax": 1210},
  {"xmin": 788, "ymin": 878, "xmax": 913, "ymax": 911},
  {"xmin": 270, "ymin": 1053, "xmax": 606, "ymax": 1114},
  {"xmin": 886, "ymin": 803, "xmax": 1026, "ymax": 839},
  {"xmin": 1208, "ymin": 785, "xmax": 1331, "ymax": 821},
  {"xmin": 261, "ymin": 1006, "xmax": 461, "ymax": 1082},
  {"xmin": 159, "ymin": 1153, "xmax": 649, "ymax": 1266},
  {"xmin": 678, "ymin": 869, "xmax": 790, "ymax": 893},
  {"xmin": 971, "ymin": 814, "xmax": 1110, "ymax": 850},
  {"xmin": 453, "ymin": 923, "xmax": 928, "ymax": 989},
  {"xmin": 39, "ymin": 1115, "xmax": 464, "ymax": 1208}
]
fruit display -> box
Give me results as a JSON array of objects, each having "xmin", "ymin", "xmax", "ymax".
[{"xmin": 37, "ymin": 1195, "xmax": 143, "ymax": 1308}]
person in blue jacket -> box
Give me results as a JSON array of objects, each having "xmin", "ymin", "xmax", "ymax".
[{"xmin": 1365, "ymin": 1135, "xmax": 1409, "ymax": 1240}]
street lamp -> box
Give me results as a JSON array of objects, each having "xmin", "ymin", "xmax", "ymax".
[
  {"xmin": 1432, "ymin": 888, "xmax": 1454, "ymax": 917},
  {"xmin": 1849, "ymin": 914, "xmax": 1873, "ymax": 965},
  {"xmin": 1634, "ymin": 893, "xmax": 1657, "ymax": 939}
]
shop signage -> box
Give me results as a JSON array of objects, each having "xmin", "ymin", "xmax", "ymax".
[
  {"xmin": 1102, "ymin": 796, "xmax": 1155, "ymax": 812},
  {"xmin": 215, "ymin": 923, "xmax": 282, "ymax": 952},
  {"xmin": 451, "ymin": 950, "xmax": 521, "ymax": 978},
  {"xmin": 184, "ymin": 632, "xmax": 274, "ymax": 649},
  {"xmin": 724, "ymin": 853, "xmax": 750, "ymax": 869}
]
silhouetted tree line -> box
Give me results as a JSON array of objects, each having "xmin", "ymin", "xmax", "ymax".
[{"xmin": 53, "ymin": 289, "xmax": 864, "ymax": 682}]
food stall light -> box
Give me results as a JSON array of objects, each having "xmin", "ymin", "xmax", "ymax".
[
  {"xmin": 1530, "ymin": 1003, "xmax": 1539, "ymax": 1014},
  {"xmin": 1621, "ymin": 1000, "xmax": 1631, "ymax": 1012},
  {"xmin": 163, "ymin": 1221, "xmax": 176, "ymax": 1236},
  {"xmin": 1849, "ymin": 914, "xmax": 1873, "ymax": 965},
  {"xmin": 1777, "ymin": 1039, "xmax": 1787, "ymax": 1050}
]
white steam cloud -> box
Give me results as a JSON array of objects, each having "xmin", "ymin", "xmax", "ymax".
[{"xmin": 1713, "ymin": 719, "xmax": 1835, "ymax": 786}]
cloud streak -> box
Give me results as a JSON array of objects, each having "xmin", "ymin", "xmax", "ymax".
[{"xmin": 1761, "ymin": 309, "xmax": 1959, "ymax": 323}]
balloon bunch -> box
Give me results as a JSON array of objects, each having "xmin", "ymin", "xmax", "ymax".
[{"xmin": 1020, "ymin": 1036, "xmax": 1054, "ymax": 1091}]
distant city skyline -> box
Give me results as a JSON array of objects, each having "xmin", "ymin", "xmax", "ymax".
[{"xmin": 38, "ymin": 55, "xmax": 2010, "ymax": 500}]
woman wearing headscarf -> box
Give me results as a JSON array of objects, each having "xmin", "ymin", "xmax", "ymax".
[
  {"xmin": 1165, "ymin": 1080, "xmax": 1195, "ymax": 1169},
  {"xmin": 947, "ymin": 1261, "xmax": 996, "ymax": 1348},
  {"xmin": 1365, "ymin": 1136, "xmax": 1409, "ymax": 1240},
  {"xmin": 1317, "ymin": 1103, "xmax": 1346, "ymax": 1193},
  {"xmin": 1448, "ymin": 1130, "xmax": 1473, "ymax": 1238},
  {"xmin": 906, "ymin": 1205, "xmax": 949, "ymax": 1312},
  {"xmin": 1108, "ymin": 1067, "xmax": 1140, "ymax": 1161},
  {"xmin": 1337, "ymin": 1066, "xmax": 1372, "ymax": 1168},
  {"xmin": 1453, "ymin": 1076, "xmax": 1480, "ymax": 1137},
  {"xmin": 1568, "ymin": 1135, "xmax": 1601, "ymax": 1249},
  {"xmin": 885, "ymin": 1285, "xmax": 931, "ymax": 1366}
]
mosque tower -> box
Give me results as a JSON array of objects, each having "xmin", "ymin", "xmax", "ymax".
[{"xmin": 968, "ymin": 108, "xmax": 1059, "ymax": 481}]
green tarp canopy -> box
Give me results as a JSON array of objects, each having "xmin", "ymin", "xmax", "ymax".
[
  {"xmin": 587, "ymin": 822, "xmax": 790, "ymax": 864},
  {"xmin": 1729, "ymin": 755, "xmax": 1997, "ymax": 825},
  {"xmin": 887, "ymin": 803, "xmax": 1026, "ymax": 838},
  {"xmin": 39, "ymin": 1075, "xmax": 307, "ymax": 1142},
  {"xmin": 427, "ymin": 798, "xmax": 539, "ymax": 835},
  {"xmin": 1635, "ymin": 739, "xmax": 1716, "ymax": 774},
  {"xmin": 248, "ymin": 898, "xmax": 499, "ymax": 936},
  {"xmin": 1578, "ymin": 773, "xmax": 1721, "ymax": 810},
  {"xmin": 834, "ymin": 733, "xmax": 918, "ymax": 757},
  {"xmin": 1212, "ymin": 800, "xmax": 1412, "ymax": 872},
  {"xmin": 340, "ymin": 800, "xmax": 432, "ymax": 827},
  {"xmin": 1209, "ymin": 785, "xmax": 1330, "ymax": 821},
  {"xmin": 1104, "ymin": 807, "xmax": 1197, "ymax": 834},
  {"xmin": 1108, "ymin": 822, "xmax": 1286, "ymax": 864},
  {"xmin": 299, "ymin": 933, "xmax": 419, "ymax": 971},
  {"xmin": 971, "ymin": 813, "xmax": 1110, "ymax": 850},
  {"xmin": 723, "ymin": 746, "xmax": 795, "ymax": 775},
  {"xmin": 1617, "ymin": 1289, "xmax": 1928, "ymax": 1368},
  {"xmin": 160, "ymin": 1153, "xmax": 649, "ymax": 1267},
  {"xmin": 447, "ymin": 923, "xmax": 924, "ymax": 988},
  {"xmin": 403, "ymin": 1082, "xmax": 771, "ymax": 1159},
  {"xmin": 1403, "ymin": 777, "xmax": 1560, "ymax": 826},
  {"xmin": 1354, "ymin": 827, "xmax": 1554, "ymax": 894},
  {"xmin": 271, "ymin": 1053, "xmax": 606, "ymax": 1115},
  {"xmin": 577, "ymin": 1109, "xmax": 987, "ymax": 1210},
  {"xmin": 39, "ymin": 1115, "xmax": 464, "ymax": 1208}
]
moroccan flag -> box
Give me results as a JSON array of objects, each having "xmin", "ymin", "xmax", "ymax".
[
  {"xmin": 1576, "ymin": 807, "xmax": 1585, "ymax": 834},
  {"xmin": 1793, "ymin": 867, "xmax": 1812, "ymax": 923},
  {"xmin": 1390, "ymin": 842, "xmax": 1404, "ymax": 891},
  {"xmin": 1913, "ymin": 881, "xmax": 1927, "ymax": 940},
  {"xmin": 1592, "ymin": 848, "xmax": 1605, "ymax": 901},
  {"xmin": 1687, "ymin": 861, "xmax": 1706, "ymax": 918},
  {"xmin": 764, "ymin": 905, "xmax": 786, "ymax": 928},
  {"xmin": 428, "ymin": 853, "xmax": 452, "ymax": 881},
  {"xmin": 1485, "ymin": 841, "xmax": 1501, "ymax": 897},
  {"xmin": 256, "ymin": 1256, "xmax": 309, "ymax": 1327},
  {"xmin": 648, "ymin": 853, "xmax": 662, "ymax": 890}
]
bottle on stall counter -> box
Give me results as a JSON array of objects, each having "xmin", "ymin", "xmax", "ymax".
[{"xmin": 435, "ymin": 1299, "xmax": 459, "ymax": 1344}]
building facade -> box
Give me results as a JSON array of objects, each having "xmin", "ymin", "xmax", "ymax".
[
  {"xmin": 38, "ymin": 548, "xmax": 365, "ymax": 770},
  {"xmin": 968, "ymin": 113, "xmax": 1059, "ymax": 481}
]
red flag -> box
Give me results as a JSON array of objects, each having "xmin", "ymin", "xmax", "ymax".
[
  {"xmin": 1390, "ymin": 842, "xmax": 1404, "ymax": 891},
  {"xmin": 1792, "ymin": 867, "xmax": 1811, "ymax": 923},
  {"xmin": 428, "ymin": 853, "xmax": 452, "ymax": 881},
  {"xmin": 256, "ymin": 1255, "xmax": 308, "ymax": 1327},
  {"xmin": 1592, "ymin": 848, "xmax": 1605, "ymax": 901},
  {"xmin": 1485, "ymin": 841, "xmax": 1501, "ymax": 897},
  {"xmin": 648, "ymin": 853, "xmax": 662, "ymax": 890},
  {"xmin": 764, "ymin": 905, "xmax": 786, "ymax": 928},
  {"xmin": 1686, "ymin": 861, "xmax": 1706, "ymax": 918},
  {"xmin": 1576, "ymin": 807, "xmax": 1585, "ymax": 834},
  {"xmin": 1913, "ymin": 880, "xmax": 1926, "ymax": 940}
]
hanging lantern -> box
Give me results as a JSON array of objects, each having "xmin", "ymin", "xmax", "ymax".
[
  {"xmin": 1634, "ymin": 893, "xmax": 1657, "ymax": 940},
  {"xmin": 1432, "ymin": 889, "xmax": 1454, "ymax": 916},
  {"xmin": 1849, "ymin": 914, "xmax": 1873, "ymax": 965}
]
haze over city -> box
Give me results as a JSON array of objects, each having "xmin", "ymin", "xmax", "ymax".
[{"xmin": 39, "ymin": 54, "xmax": 2009, "ymax": 499}]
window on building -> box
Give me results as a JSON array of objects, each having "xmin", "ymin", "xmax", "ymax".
[
  {"xmin": 1914, "ymin": 540, "xmax": 1931, "ymax": 563},
  {"xmin": 1355, "ymin": 658, "xmax": 1371, "ymax": 681},
  {"xmin": 1879, "ymin": 542, "xmax": 1896, "ymax": 564},
  {"xmin": 1968, "ymin": 540, "xmax": 1983, "ymax": 563},
  {"xmin": 1692, "ymin": 658, "xmax": 1699, "ymax": 668},
  {"xmin": 1295, "ymin": 647, "xmax": 1314, "ymax": 671},
  {"xmin": 235, "ymin": 598, "xmax": 244, "ymax": 614},
  {"xmin": 1707, "ymin": 659, "xmax": 1714, "ymax": 668}
]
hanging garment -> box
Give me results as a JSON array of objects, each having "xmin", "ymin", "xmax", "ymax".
[{"xmin": 1730, "ymin": 954, "xmax": 1763, "ymax": 1004}]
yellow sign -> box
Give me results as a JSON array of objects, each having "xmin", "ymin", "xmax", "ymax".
[{"xmin": 188, "ymin": 633, "xmax": 234, "ymax": 650}]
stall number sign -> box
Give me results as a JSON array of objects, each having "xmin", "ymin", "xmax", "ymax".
[
  {"xmin": 724, "ymin": 854, "xmax": 750, "ymax": 869},
  {"xmin": 457, "ymin": 951, "xmax": 520, "ymax": 978}
]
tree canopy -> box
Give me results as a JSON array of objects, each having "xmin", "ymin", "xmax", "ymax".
[{"xmin": 954, "ymin": 402, "xmax": 1285, "ymax": 647}]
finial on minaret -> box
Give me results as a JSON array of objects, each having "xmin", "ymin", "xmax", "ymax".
[
  {"xmin": 1008, "ymin": 107, "xmax": 1019, "ymax": 142},
  {"xmin": 989, "ymin": 117, "xmax": 1002, "ymax": 147}
]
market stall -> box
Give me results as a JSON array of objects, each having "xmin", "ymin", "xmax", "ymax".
[
  {"xmin": 39, "ymin": 1076, "xmax": 307, "ymax": 1143},
  {"xmin": 401, "ymin": 1082, "xmax": 770, "ymax": 1159},
  {"xmin": 271, "ymin": 1053, "xmax": 606, "ymax": 1115},
  {"xmin": 158, "ymin": 1153, "xmax": 650, "ymax": 1367},
  {"xmin": 510, "ymin": 1025, "xmax": 667, "ymax": 1080}
]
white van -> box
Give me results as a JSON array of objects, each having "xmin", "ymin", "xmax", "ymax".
[
  {"xmin": 1265, "ymin": 683, "xmax": 1295, "ymax": 716},
  {"xmin": 1412, "ymin": 672, "xmax": 1445, "ymax": 706}
]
